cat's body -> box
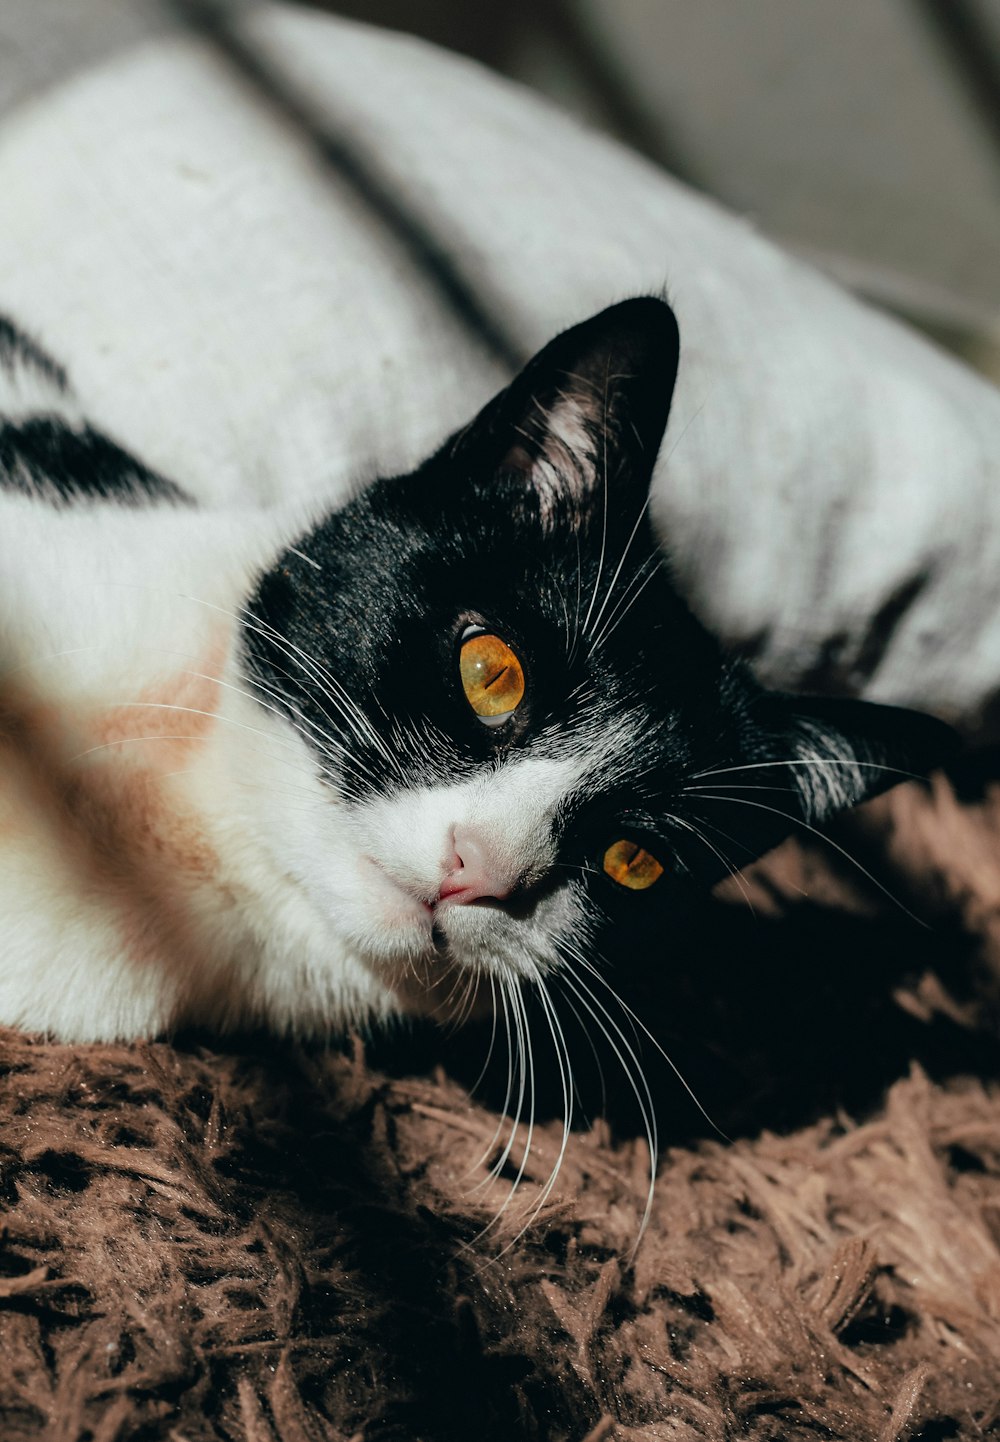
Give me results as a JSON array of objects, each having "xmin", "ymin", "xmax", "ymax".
[{"xmin": 0, "ymin": 299, "xmax": 953, "ymax": 1042}]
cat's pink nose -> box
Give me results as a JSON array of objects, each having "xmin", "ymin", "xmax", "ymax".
[{"xmin": 437, "ymin": 827, "xmax": 513, "ymax": 904}]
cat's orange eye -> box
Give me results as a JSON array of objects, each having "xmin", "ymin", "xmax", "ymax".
[
  {"xmin": 603, "ymin": 839, "xmax": 664, "ymax": 891},
  {"xmin": 459, "ymin": 631, "xmax": 525, "ymax": 726}
]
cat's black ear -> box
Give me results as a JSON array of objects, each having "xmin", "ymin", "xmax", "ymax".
[
  {"xmin": 453, "ymin": 296, "xmax": 680, "ymax": 523},
  {"xmin": 776, "ymin": 694, "xmax": 958, "ymax": 826},
  {"xmin": 686, "ymin": 694, "xmax": 958, "ymax": 883}
]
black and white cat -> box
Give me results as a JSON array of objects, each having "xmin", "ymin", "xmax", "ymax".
[{"xmin": 0, "ymin": 297, "xmax": 952, "ymax": 1042}]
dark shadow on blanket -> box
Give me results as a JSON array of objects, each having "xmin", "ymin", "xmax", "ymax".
[
  {"xmin": 163, "ymin": 0, "xmax": 525, "ymax": 372},
  {"xmin": 161, "ymin": 1033, "xmax": 514, "ymax": 1441},
  {"xmin": 367, "ymin": 892, "xmax": 1000, "ymax": 1148}
]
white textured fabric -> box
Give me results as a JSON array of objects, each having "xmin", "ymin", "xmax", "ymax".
[{"xmin": 1, "ymin": 6, "xmax": 999, "ymax": 730}]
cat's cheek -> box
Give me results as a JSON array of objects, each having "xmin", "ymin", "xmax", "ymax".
[
  {"xmin": 355, "ymin": 855, "xmax": 433, "ymax": 933},
  {"xmin": 291, "ymin": 846, "xmax": 433, "ymax": 968}
]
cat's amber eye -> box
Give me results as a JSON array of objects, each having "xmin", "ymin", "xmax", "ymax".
[
  {"xmin": 459, "ymin": 630, "xmax": 525, "ymax": 726},
  {"xmin": 603, "ymin": 839, "xmax": 664, "ymax": 891}
]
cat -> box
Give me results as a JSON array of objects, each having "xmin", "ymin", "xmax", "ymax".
[{"xmin": 0, "ymin": 296, "xmax": 953, "ymax": 1044}]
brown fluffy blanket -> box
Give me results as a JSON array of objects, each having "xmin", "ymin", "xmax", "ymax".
[{"xmin": 4, "ymin": 772, "xmax": 1000, "ymax": 1441}]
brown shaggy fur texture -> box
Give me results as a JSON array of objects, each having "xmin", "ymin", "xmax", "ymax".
[{"xmin": 4, "ymin": 771, "xmax": 1000, "ymax": 1441}]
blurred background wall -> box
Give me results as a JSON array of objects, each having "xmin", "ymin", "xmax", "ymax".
[
  {"xmin": 2, "ymin": 0, "xmax": 1000, "ymax": 378},
  {"xmin": 320, "ymin": 0, "xmax": 1000, "ymax": 380}
]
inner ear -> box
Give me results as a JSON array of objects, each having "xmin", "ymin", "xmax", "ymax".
[{"xmin": 454, "ymin": 296, "xmax": 680, "ymax": 525}]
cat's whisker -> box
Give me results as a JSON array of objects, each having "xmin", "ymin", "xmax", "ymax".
[
  {"xmin": 579, "ymin": 375, "xmax": 611, "ymax": 642},
  {"xmin": 94, "ymin": 700, "xmax": 353, "ymax": 792},
  {"xmin": 484, "ymin": 975, "xmax": 529, "ymax": 1194},
  {"xmin": 434, "ymin": 967, "xmax": 464, "ymax": 1027},
  {"xmin": 557, "ymin": 965, "xmax": 659, "ymax": 1258},
  {"xmin": 682, "ymin": 782, "xmax": 799, "ymax": 793},
  {"xmin": 0, "ymin": 643, "xmax": 104, "ymax": 688},
  {"xmin": 171, "ymin": 586, "xmax": 402, "ymax": 782},
  {"xmin": 118, "ymin": 640, "xmax": 359, "ymax": 783},
  {"xmin": 467, "ymin": 973, "xmax": 519, "ymax": 1189},
  {"xmin": 507, "ymin": 982, "xmax": 538, "ymax": 1206},
  {"xmin": 558, "ymin": 982, "xmax": 608, "ymax": 1118},
  {"xmin": 72, "ymin": 703, "xmax": 328, "ymax": 776},
  {"xmin": 550, "ymin": 578, "xmax": 573, "ymax": 660},
  {"xmin": 445, "ymin": 962, "xmax": 482, "ymax": 1034},
  {"xmin": 568, "ymin": 946, "xmax": 729, "ymax": 1144},
  {"xmin": 489, "ymin": 975, "xmax": 575, "ymax": 1259},
  {"xmin": 226, "ymin": 671, "xmax": 393, "ymax": 796},
  {"xmin": 177, "ymin": 663, "xmax": 370, "ymax": 785},
  {"xmin": 71, "ymin": 733, "xmax": 211, "ymax": 760},
  {"xmin": 586, "ymin": 551, "xmax": 657, "ymax": 653},
  {"xmin": 241, "ymin": 606, "xmax": 404, "ymax": 779},
  {"xmin": 585, "ymin": 492, "xmax": 652, "ymax": 644},
  {"xmin": 666, "ymin": 810, "xmax": 758, "ymax": 919},
  {"xmin": 434, "ymin": 955, "xmax": 474, "ymax": 1032},
  {"xmin": 518, "ymin": 978, "xmax": 574, "ymax": 1229},
  {"xmin": 145, "ymin": 585, "xmax": 401, "ymax": 790},
  {"xmin": 69, "ymin": 732, "xmax": 343, "ymax": 821},
  {"xmin": 560, "ymin": 931, "xmax": 731, "ymax": 1257},
  {"xmin": 689, "ymin": 758, "xmax": 927, "ymax": 784},
  {"xmin": 248, "ymin": 625, "xmax": 395, "ymax": 775},
  {"xmin": 685, "ymin": 790, "xmax": 928, "ymax": 926},
  {"xmin": 466, "ymin": 973, "xmax": 500, "ymax": 1101},
  {"xmin": 682, "ymin": 803, "xmax": 810, "ymax": 899},
  {"xmin": 568, "ymin": 527, "xmax": 585, "ymax": 665},
  {"xmin": 588, "ymin": 553, "xmax": 662, "ymax": 654},
  {"xmin": 579, "ymin": 383, "xmax": 706, "ymax": 644},
  {"xmin": 550, "ymin": 861, "xmax": 605, "ymax": 881},
  {"xmin": 234, "ymin": 665, "xmax": 365, "ymax": 771},
  {"xmin": 477, "ymin": 979, "xmax": 537, "ymax": 1237},
  {"xmin": 456, "ymin": 969, "xmax": 481, "ymax": 1031}
]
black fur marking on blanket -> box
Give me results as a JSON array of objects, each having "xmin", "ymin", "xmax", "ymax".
[
  {"xmin": 0, "ymin": 316, "xmax": 69, "ymax": 393},
  {"xmin": 0, "ymin": 420, "xmax": 191, "ymax": 508}
]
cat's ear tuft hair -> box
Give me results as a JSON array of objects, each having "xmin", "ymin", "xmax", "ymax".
[{"xmin": 453, "ymin": 296, "xmax": 680, "ymax": 525}]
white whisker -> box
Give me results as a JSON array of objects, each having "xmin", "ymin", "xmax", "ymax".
[
  {"xmin": 558, "ymin": 965, "xmax": 659, "ymax": 1258},
  {"xmin": 586, "ymin": 493, "xmax": 652, "ymax": 643},
  {"xmin": 567, "ymin": 945, "xmax": 728, "ymax": 1144},
  {"xmin": 588, "ymin": 553, "xmax": 662, "ymax": 654},
  {"xmin": 690, "ymin": 758, "xmax": 926, "ymax": 784},
  {"xmin": 687, "ymin": 790, "xmax": 928, "ymax": 926},
  {"xmin": 467, "ymin": 974, "xmax": 518, "ymax": 1189},
  {"xmin": 666, "ymin": 810, "xmax": 758, "ymax": 918}
]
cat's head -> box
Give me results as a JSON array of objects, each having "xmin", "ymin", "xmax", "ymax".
[{"xmin": 247, "ymin": 298, "xmax": 953, "ymax": 1018}]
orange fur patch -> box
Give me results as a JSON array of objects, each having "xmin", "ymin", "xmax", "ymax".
[
  {"xmin": 94, "ymin": 637, "xmax": 229, "ymax": 767},
  {"xmin": 0, "ymin": 639, "xmax": 233, "ymax": 1001}
]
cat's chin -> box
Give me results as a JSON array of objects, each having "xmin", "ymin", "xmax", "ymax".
[{"xmin": 353, "ymin": 888, "xmax": 585, "ymax": 1034}]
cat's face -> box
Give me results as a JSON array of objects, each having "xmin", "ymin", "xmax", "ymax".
[{"xmin": 247, "ymin": 299, "xmax": 951, "ymax": 1016}]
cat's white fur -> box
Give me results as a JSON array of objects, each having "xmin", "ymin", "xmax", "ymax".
[
  {"xmin": 0, "ymin": 365, "xmax": 82, "ymax": 431},
  {"xmin": 0, "ymin": 354, "xmax": 616, "ymax": 1042}
]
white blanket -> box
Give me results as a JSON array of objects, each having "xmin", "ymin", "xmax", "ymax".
[{"xmin": 2, "ymin": 4, "xmax": 999, "ymax": 731}]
